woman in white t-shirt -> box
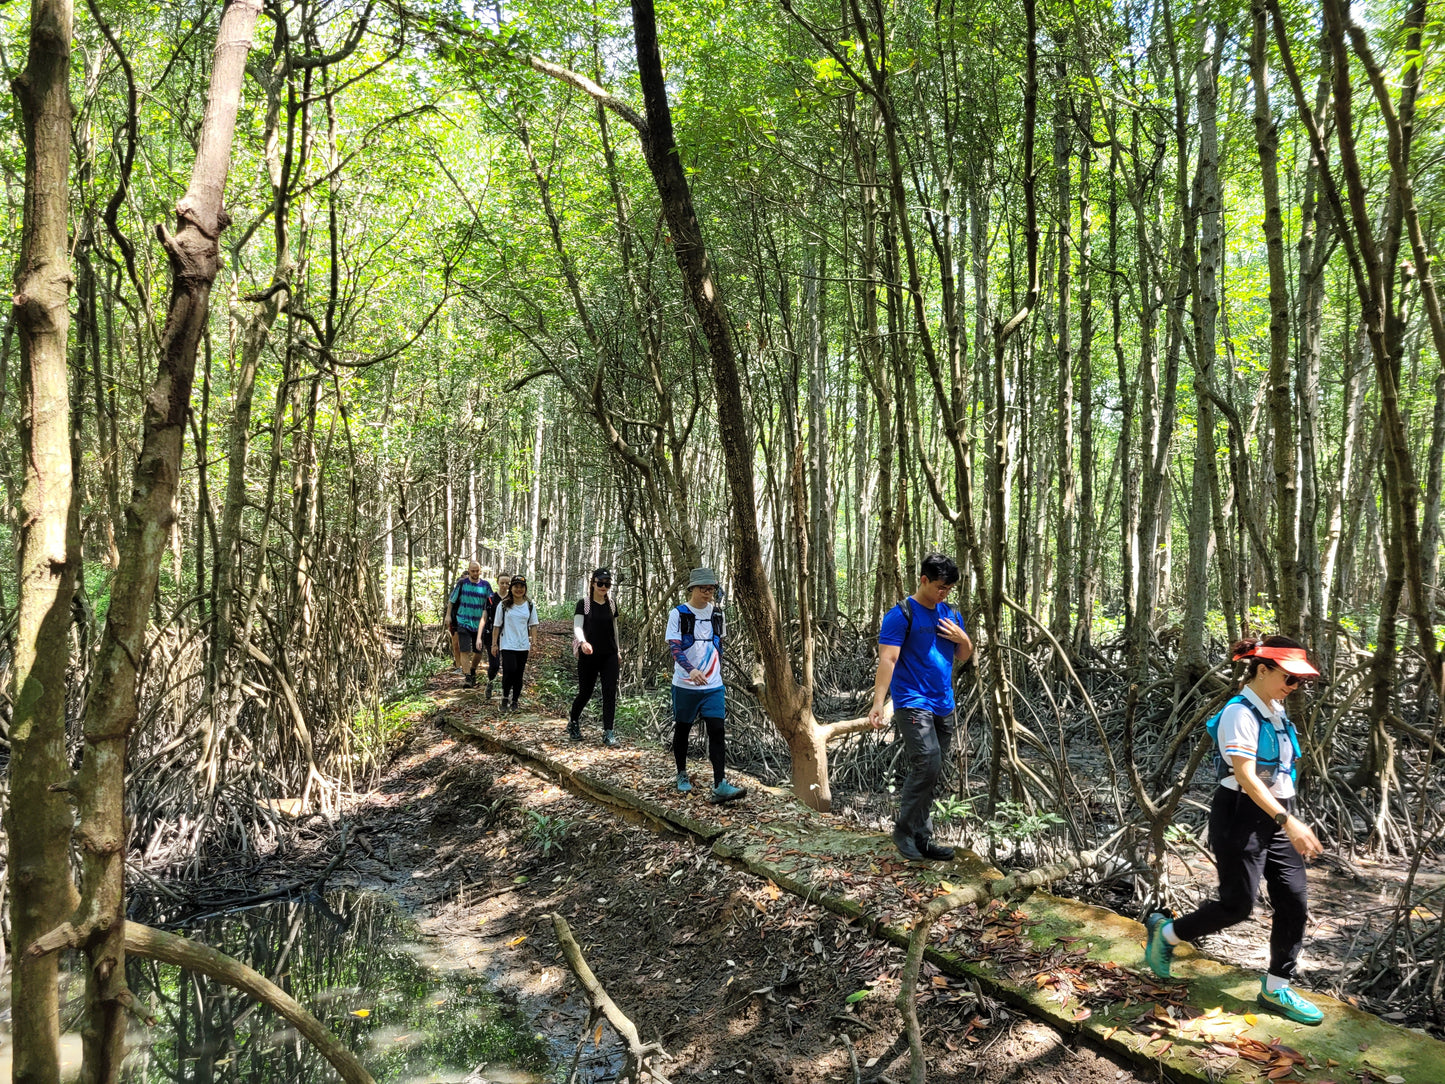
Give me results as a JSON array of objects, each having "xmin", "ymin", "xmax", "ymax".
[
  {"xmin": 490, "ymin": 576, "xmax": 539, "ymax": 710},
  {"xmin": 1144, "ymin": 636, "xmax": 1325, "ymax": 1026}
]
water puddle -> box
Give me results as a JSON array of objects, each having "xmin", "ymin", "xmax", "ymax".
[{"xmin": 1, "ymin": 893, "xmax": 551, "ymax": 1084}]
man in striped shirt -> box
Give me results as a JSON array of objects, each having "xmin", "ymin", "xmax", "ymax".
[{"xmin": 448, "ymin": 561, "xmax": 492, "ymax": 687}]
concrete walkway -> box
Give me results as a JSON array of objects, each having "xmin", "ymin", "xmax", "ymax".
[{"xmin": 434, "ymin": 689, "xmax": 1445, "ymax": 1084}]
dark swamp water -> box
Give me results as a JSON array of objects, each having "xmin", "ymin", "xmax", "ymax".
[{"xmin": 1, "ymin": 893, "xmax": 559, "ymax": 1084}]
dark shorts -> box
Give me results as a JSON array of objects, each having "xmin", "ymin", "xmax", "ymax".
[
  {"xmin": 672, "ymin": 684, "xmax": 725, "ymax": 722},
  {"xmin": 457, "ymin": 626, "xmax": 484, "ymax": 655}
]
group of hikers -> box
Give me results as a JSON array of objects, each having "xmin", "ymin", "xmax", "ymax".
[{"xmin": 447, "ymin": 551, "xmax": 1329, "ymax": 1027}]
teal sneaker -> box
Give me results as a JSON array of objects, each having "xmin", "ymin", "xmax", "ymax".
[
  {"xmin": 1257, "ymin": 980, "xmax": 1324, "ymax": 1026},
  {"xmin": 603, "ymin": 730, "xmax": 618, "ymax": 747},
  {"xmin": 1143, "ymin": 912, "xmax": 1175, "ymax": 978},
  {"xmin": 710, "ymin": 780, "xmax": 747, "ymax": 804},
  {"xmin": 676, "ymin": 773, "xmax": 693, "ymax": 794}
]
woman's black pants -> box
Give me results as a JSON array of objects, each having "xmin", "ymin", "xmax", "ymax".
[
  {"xmin": 1172, "ymin": 785, "xmax": 1309, "ymax": 981},
  {"xmin": 499, "ymin": 649, "xmax": 529, "ymax": 703},
  {"xmin": 571, "ymin": 652, "xmax": 619, "ymax": 730}
]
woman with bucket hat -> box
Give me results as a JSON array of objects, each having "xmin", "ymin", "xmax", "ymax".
[
  {"xmin": 1144, "ymin": 635, "xmax": 1326, "ymax": 1025},
  {"xmin": 665, "ymin": 567, "xmax": 746, "ymax": 804}
]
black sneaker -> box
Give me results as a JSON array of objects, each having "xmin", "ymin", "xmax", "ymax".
[
  {"xmin": 566, "ymin": 718, "xmax": 582, "ymax": 742},
  {"xmin": 463, "ymin": 674, "xmax": 476, "ymax": 689},
  {"xmin": 892, "ymin": 829, "xmax": 926, "ymax": 862},
  {"xmin": 916, "ymin": 836, "xmax": 955, "ymax": 861},
  {"xmin": 484, "ymin": 681, "xmax": 493, "ymax": 701}
]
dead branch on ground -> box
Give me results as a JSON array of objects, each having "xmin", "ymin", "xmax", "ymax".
[{"xmin": 550, "ymin": 912, "xmax": 673, "ymax": 1084}]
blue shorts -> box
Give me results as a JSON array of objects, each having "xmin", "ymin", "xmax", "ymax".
[{"xmin": 672, "ymin": 684, "xmax": 725, "ymax": 723}]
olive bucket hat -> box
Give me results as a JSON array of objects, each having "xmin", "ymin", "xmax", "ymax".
[{"xmin": 687, "ymin": 566, "xmax": 719, "ymax": 589}]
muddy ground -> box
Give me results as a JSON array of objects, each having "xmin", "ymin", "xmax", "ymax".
[
  {"xmin": 321, "ymin": 714, "xmax": 1154, "ymax": 1084},
  {"xmin": 231, "ymin": 623, "xmax": 1153, "ymax": 1084},
  {"xmin": 220, "ymin": 621, "xmax": 1439, "ymax": 1083}
]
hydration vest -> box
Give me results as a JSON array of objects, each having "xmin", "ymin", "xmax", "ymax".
[
  {"xmin": 676, "ymin": 605, "xmax": 724, "ymax": 651},
  {"xmin": 1205, "ymin": 694, "xmax": 1302, "ymax": 786}
]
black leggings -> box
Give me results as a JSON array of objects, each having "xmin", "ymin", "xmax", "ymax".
[
  {"xmin": 485, "ymin": 633, "xmax": 502, "ymax": 682},
  {"xmin": 571, "ymin": 652, "xmax": 619, "ymax": 729},
  {"xmin": 500, "ymin": 649, "xmax": 529, "ymax": 703},
  {"xmin": 673, "ymin": 716, "xmax": 726, "ymax": 785},
  {"xmin": 1172, "ymin": 786, "xmax": 1309, "ymax": 980}
]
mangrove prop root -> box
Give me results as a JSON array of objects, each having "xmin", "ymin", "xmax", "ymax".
[
  {"xmin": 550, "ymin": 912, "xmax": 673, "ymax": 1084},
  {"xmin": 896, "ymin": 849, "xmax": 1103, "ymax": 1084},
  {"xmin": 123, "ymin": 921, "xmax": 375, "ymax": 1084}
]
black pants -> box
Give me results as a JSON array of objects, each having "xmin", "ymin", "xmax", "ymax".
[
  {"xmin": 895, "ymin": 708, "xmax": 955, "ymax": 842},
  {"xmin": 485, "ymin": 636, "xmax": 501, "ymax": 682},
  {"xmin": 499, "ymin": 649, "xmax": 529, "ymax": 704},
  {"xmin": 571, "ymin": 651, "xmax": 619, "ymax": 730},
  {"xmin": 1172, "ymin": 786, "xmax": 1309, "ymax": 981},
  {"xmin": 673, "ymin": 716, "xmax": 726, "ymax": 785}
]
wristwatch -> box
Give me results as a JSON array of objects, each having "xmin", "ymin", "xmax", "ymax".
[{"xmin": 1274, "ymin": 811, "xmax": 1289, "ymax": 827}]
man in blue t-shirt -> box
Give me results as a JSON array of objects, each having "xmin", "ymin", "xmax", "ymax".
[{"xmin": 868, "ymin": 553, "xmax": 974, "ymax": 861}]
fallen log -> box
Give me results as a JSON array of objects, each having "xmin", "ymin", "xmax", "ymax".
[{"xmin": 897, "ymin": 849, "xmax": 1105, "ymax": 1084}]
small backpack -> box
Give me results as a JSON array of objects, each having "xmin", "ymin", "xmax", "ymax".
[{"xmin": 1204, "ymin": 694, "xmax": 1302, "ymax": 785}]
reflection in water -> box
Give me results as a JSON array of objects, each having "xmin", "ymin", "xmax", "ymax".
[{"xmin": 0, "ymin": 893, "xmax": 548, "ymax": 1084}]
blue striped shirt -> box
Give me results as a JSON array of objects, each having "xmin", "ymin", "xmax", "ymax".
[{"xmin": 449, "ymin": 578, "xmax": 491, "ymax": 630}]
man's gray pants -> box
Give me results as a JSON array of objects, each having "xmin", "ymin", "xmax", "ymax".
[{"xmin": 895, "ymin": 707, "xmax": 955, "ymax": 842}]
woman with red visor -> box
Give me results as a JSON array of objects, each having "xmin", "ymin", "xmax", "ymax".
[{"xmin": 1144, "ymin": 635, "xmax": 1326, "ymax": 1025}]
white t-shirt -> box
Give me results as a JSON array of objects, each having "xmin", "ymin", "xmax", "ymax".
[
  {"xmin": 666, "ymin": 603, "xmax": 723, "ymax": 690},
  {"xmin": 495, "ymin": 599, "xmax": 539, "ymax": 652},
  {"xmin": 1217, "ymin": 685, "xmax": 1296, "ymax": 799}
]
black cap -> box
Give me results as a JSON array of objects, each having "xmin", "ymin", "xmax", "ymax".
[{"xmin": 592, "ymin": 568, "xmax": 612, "ymax": 585}]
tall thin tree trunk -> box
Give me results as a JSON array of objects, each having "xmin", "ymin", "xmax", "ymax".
[
  {"xmin": 1051, "ymin": 36, "xmax": 1075, "ymax": 645},
  {"xmin": 1252, "ymin": 0, "xmax": 1301, "ymax": 638},
  {"xmin": 8, "ymin": 1, "xmax": 80, "ymax": 1081},
  {"xmin": 66, "ymin": 6, "xmax": 261, "ymax": 1077}
]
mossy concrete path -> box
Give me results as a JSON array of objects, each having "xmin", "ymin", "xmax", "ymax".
[{"xmin": 433, "ymin": 688, "xmax": 1444, "ymax": 1084}]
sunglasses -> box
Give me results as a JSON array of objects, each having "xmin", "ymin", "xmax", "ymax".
[
  {"xmin": 1266, "ymin": 663, "xmax": 1307, "ymax": 688},
  {"xmin": 595, "ymin": 581, "xmax": 612, "ymax": 587}
]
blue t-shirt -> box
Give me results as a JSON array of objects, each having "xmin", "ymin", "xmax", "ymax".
[{"xmin": 879, "ymin": 599, "xmax": 964, "ymax": 715}]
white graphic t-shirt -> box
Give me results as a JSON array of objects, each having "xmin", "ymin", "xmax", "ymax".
[{"xmin": 666, "ymin": 603, "xmax": 723, "ymax": 690}]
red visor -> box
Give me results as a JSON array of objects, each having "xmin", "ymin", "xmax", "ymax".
[{"xmin": 1233, "ymin": 643, "xmax": 1320, "ymax": 678}]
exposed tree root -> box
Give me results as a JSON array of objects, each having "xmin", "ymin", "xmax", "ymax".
[
  {"xmin": 122, "ymin": 921, "xmax": 375, "ymax": 1084},
  {"xmin": 550, "ymin": 912, "xmax": 673, "ymax": 1084}
]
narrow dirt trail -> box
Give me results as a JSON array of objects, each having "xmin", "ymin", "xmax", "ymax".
[{"xmin": 307, "ymin": 629, "xmax": 1156, "ymax": 1084}]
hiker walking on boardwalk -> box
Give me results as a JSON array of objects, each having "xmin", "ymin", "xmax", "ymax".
[
  {"xmin": 1144, "ymin": 636, "xmax": 1325, "ymax": 1026},
  {"xmin": 448, "ymin": 561, "xmax": 492, "ymax": 687},
  {"xmin": 667, "ymin": 567, "xmax": 746, "ymax": 804},
  {"xmin": 479, "ymin": 573, "xmax": 511, "ymax": 700},
  {"xmin": 569, "ymin": 568, "xmax": 621, "ymax": 746},
  {"xmin": 867, "ymin": 552, "xmax": 973, "ymax": 862},
  {"xmin": 491, "ymin": 575, "xmax": 538, "ymax": 710}
]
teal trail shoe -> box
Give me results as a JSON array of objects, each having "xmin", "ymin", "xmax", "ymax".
[
  {"xmin": 676, "ymin": 773, "xmax": 693, "ymax": 794},
  {"xmin": 1257, "ymin": 981, "xmax": 1324, "ymax": 1026},
  {"xmin": 1143, "ymin": 912, "xmax": 1175, "ymax": 978},
  {"xmin": 603, "ymin": 729, "xmax": 618, "ymax": 747},
  {"xmin": 710, "ymin": 780, "xmax": 747, "ymax": 804}
]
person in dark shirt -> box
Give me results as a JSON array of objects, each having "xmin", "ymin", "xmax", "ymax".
[
  {"xmin": 478, "ymin": 573, "xmax": 511, "ymax": 700},
  {"xmin": 568, "ymin": 568, "xmax": 621, "ymax": 745}
]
